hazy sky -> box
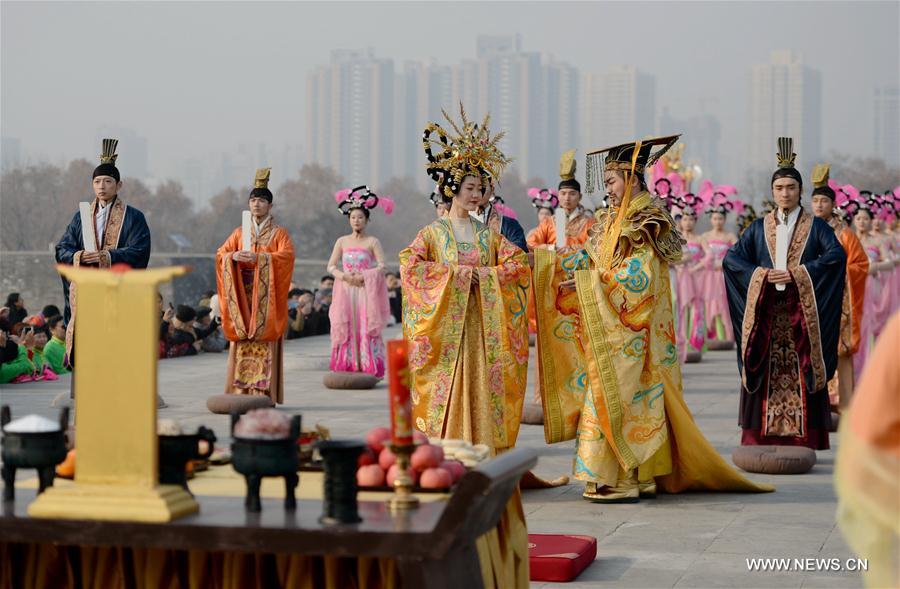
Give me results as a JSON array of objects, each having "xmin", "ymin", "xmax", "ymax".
[{"xmin": 2, "ymin": 1, "xmax": 898, "ymax": 188}]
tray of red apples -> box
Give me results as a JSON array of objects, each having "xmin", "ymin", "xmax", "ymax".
[{"xmin": 355, "ymin": 427, "xmax": 489, "ymax": 492}]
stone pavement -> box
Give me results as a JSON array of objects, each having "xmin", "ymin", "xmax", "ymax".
[{"xmin": 0, "ymin": 326, "xmax": 861, "ymax": 588}]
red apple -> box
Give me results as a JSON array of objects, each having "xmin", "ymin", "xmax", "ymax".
[
  {"xmin": 357, "ymin": 464, "xmax": 386, "ymax": 487},
  {"xmin": 386, "ymin": 463, "xmax": 418, "ymax": 487},
  {"xmin": 411, "ymin": 444, "xmax": 444, "ymax": 472},
  {"xmin": 357, "ymin": 449, "xmax": 377, "ymax": 468},
  {"xmin": 366, "ymin": 427, "xmax": 392, "ymax": 454},
  {"xmin": 420, "ymin": 467, "xmax": 453, "ymax": 489},
  {"xmin": 439, "ymin": 460, "xmax": 466, "ymax": 482},
  {"xmin": 378, "ymin": 447, "xmax": 397, "ymax": 470},
  {"xmin": 413, "ymin": 430, "xmax": 428, "ymax": 445}
]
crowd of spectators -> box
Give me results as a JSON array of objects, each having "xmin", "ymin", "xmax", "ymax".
[
  {"xmin": 0, "ymin": 294, "xmax": 67, "ymax": 384},
  {"xmin": 0, "ymin": 272, "xmax": 404, "ymax": 381}
]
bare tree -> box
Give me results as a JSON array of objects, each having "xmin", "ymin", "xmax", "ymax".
[
  {"xmin": 826, "ymin": 153, "xmax": 900, "ymax": 192},
  {"xmin": 275, "ymin": 163, "xmax": 348, "ymax": 261}
]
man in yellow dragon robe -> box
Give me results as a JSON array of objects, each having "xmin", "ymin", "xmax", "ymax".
[{"xmin": 538, "ymin": 135, "xmax": 773, "ymax": 502}]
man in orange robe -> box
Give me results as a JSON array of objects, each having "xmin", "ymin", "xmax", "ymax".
[
  {"xmin": 810, "ymin": 164, "xmax": 868, "ymax": 410},
  {"xmin": 527, "ymin": 150, "xmax": 596, "ymax": 251},
  {"xmin": 216, "ymin": 168, "xmax": 295, "ymax": 404}
]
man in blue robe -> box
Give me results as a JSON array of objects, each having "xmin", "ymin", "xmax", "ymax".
[
  {"xmin": 475, "ymin": 181, "xmax": 528, "ymax": 252},
  {"xmin": 724, "ymin": 138, "xmax": 845, "ymax": 450},
  {"xmin": 55, "ymin": 139, "xmax": 152, "ymax": 364}
]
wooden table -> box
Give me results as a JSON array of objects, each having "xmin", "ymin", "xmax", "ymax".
[{"xmin": 1, "ymin": 448, "xmax": 536, "ymax": 589}]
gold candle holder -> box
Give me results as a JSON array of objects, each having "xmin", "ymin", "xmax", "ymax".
[{"xmin": 387, "ymin": 443, "xmax": 419, "ymax": 511}]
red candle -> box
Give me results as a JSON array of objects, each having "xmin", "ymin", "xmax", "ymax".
[{"xmin": 387, "ymin": 339, "xmax": 413, "ymax": 446}]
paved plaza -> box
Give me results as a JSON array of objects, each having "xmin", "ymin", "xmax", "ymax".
[{"xmin": 0, "ymin": 326, "xmax": 861, "ymax": 589}]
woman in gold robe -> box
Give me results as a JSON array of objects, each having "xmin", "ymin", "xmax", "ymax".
[
  {"xmin": 400, "ymin": 105, "xmax": 531, "ymax": 588},
  {"xmin": 539, "ymin": 135, "xmax": 773, "ymax": 502}
]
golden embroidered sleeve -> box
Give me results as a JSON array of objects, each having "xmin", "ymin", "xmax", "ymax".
[
  {"xmin": 400, "ymin": 227, "xmax": 471, "ymax": 440},
  {"xmin": 475, "ymin": 235, "xmax": 531, "ymax": 447},
  {"xmin": 533, "ymin": 247, "xmax": 590, "ymax": 443}
]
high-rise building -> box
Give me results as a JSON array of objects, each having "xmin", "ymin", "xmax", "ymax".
[
  {"xmin": 395, "ymin": 61, "xmax": 452, "ymax": 185},
  {"xmin": 306, "ymin": 48, "xmax": 394, "ymax": 187},
  {"xmin": 469, "ymin": 35, "xmax": 578, "ymax": 182},
  {"xmin": 874, "ymin": 86, "xmax": 899, "ymax": 168},
  {"xmin": 583, "ymin": 66, "xmax": 656, "ymax": 151},
  {"xmin": 306, "ymin": 38, "xmax": 579, "ymax": 187},
  {"xmin": 545, "ymin": 58, "xmax": 579, "ymax": 176},
  {"xmin": 1, "ymin": 136, "xmax": 21, "ymax": 172},
  {"xmin": 749, "ymin": 51, "xmax": 822, "ymax": 173},
  {"xmin": 478, "ymin": 43, "xmax": 545, "ymax": 181}
]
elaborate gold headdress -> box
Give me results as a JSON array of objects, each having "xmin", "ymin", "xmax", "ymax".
[
  {"xmin": 584, "ymin": 134, "xmax": 680, "ymax": 194},
  {"xmin": 585, "ymin": 134, "xmax": 680, "ymax": 268},
  {"xmin": 423, "ymin": 103, "xmax": 511, "ymax": 199}
]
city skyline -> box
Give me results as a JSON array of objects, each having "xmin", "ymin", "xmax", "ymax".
[{"xmin": 2, "ymin": 2, "xmax": 897, "ymax": 203}]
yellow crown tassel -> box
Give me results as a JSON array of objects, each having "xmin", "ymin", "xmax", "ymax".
[
  {"xmin": 811, "ymin": 163, "xmax": 830, "ymax": 189},
  {"xmin": 254, "ymin": 167, "xmax": 271, "ymax": 189},
  {"xmin": 559, "ymin": 149, "xmax": 577, "ymax": 181}
]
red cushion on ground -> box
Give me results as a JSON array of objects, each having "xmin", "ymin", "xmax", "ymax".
[{"xmin": 528, "ymin": 533, "xmax": 596, "ymax": 582}]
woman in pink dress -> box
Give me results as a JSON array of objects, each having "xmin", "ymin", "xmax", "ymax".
[
  {"xmin": 852, "ymin": 205, "xmax": 893, "ymax": 376},
  {"xmin": 671, "ymin": 195, "xmax": 707, "ymax": 361},
  {"xmin": 871, "ymin": 195, "xmax": 898, "ymax": 314},
  {"xmin": 698, "ymin": 187, "xmax": 739, "ymax": 348},
  {"xmin": 327, "ymin": 186, "xmax": 393, "ymax": 378}
]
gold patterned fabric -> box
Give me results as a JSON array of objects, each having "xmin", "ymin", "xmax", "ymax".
[
  {"xmin": 225, "ymin": 339, "xmax": 283, "ymax": 403},
  {"xmin": 764, "ymin": 296, "xmax": 805, "ymax": 437},
  {"xmin": 399, "ymin": 218, "xmax": 531, "ymax": 587},
  {"xmin": 544, "ymin": 193, "xmax": 771, "ymax": 493},
  {"xmin": 574, "ymin": 241, "xmax": 675, "ymax": 483},
  {"xmin": 533, "ymin": 247, "xmax": 589, "ymax": 443},
  {"xmin": 399, "ymin": 218, "xmax": 530, "ymax": 452}
]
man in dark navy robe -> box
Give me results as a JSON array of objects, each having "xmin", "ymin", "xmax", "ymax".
[
  {"xmin": 55, "ymin": 139, "xmax": 152, "ymax": 364},
  {"xmin": 474, "ymin": 181, "xmax": 528, "ymax": 252},
  {"xmin": 724, "ymin": 138, "xmax": 845, "ymax": 450}
]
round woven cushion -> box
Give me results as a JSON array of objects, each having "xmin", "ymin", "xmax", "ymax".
[
  {"xmin": 731, "ymin": 445, "xmax": 816, "ymax": 475},
  {"xmin": 707, "ymin": 340, "xmax": 735, "ymax": 351},
  {"xmin": 323, "ymin": 371, "xmax": 379, "ymax": 390},
  {"xmin": 684, "ymin": 350, "xmax": 702, "ymax": 364},
  {"xmin": 206, "ymin": 393, "xmax": 273, "ymax": 414}
]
